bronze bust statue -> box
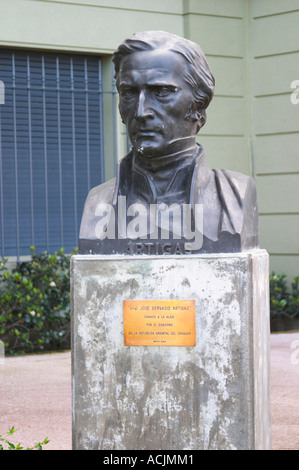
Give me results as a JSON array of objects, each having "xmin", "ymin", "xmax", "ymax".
[{"xmin": 79, "ymin": 31, "xmax": 259, "ymax": 255}]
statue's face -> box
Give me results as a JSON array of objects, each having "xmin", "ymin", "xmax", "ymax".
[{"xmin": 118, "ymin": 49, "xmax": 198, "ymax": 158}]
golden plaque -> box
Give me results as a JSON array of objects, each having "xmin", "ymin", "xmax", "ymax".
[{"xmin": 123, "ymin": 300, "xmax": 196, "ymax": 346}]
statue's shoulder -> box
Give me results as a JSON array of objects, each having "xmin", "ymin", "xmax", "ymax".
[
  {"xmin": 79, "ymin": 178, "xmax": 116, "ymax": 239},
  {"xmin": 79, "ymin": 153, "xmax": 133, "ymax": 240},
  {"xmin": 213, "ymin": 168, "xmax": 257, "ymax": 203},
  {"xmin": 212, "ymin": 168, "xmax": 259, "ymax": 249},
  {"xmin": 85, "ymin": 177, "xmax": 116, "ymax": 206}
]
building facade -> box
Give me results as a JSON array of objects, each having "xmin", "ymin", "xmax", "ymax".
[{"xmin": 0, "ymin": 0, "xmax": 298, "ymax": 280}]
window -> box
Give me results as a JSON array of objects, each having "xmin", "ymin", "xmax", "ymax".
[{"xmin": 0, "ymin": 49, "xmax": 105, "ymax": 258}]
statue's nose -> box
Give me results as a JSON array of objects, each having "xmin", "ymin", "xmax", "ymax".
[{"xmin": 135, "ymin": 91, "xmax": 154, "ymax": 120}]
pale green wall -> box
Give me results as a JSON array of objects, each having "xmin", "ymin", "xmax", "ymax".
[
  {"xmin": 250, "ymin": 0, "xmax": 299, "ymax": 281},
  {"xmin": 183, "ymin": 0, "xmax": 252, "ymax": 177},
  {"xmin": 0, "ymin": 0, "xmax": 184, "ymax": 54},
  {"xmin": 0, "ymin": 0, "xmax": 298, "ymax": 280}
]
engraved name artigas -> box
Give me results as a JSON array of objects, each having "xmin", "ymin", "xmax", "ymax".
[{"xmin": 94, "ymin": 196, "xmax": 203, "ymax": 252}]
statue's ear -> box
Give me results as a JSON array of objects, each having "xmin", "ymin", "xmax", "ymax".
[
  {"xmin": 195, "ymin": 109, "xmax": 206, "ymax": 132},
  {"xmin": 187, "ymin": 109, "xmax": 206, "ymax": 134},
  {"xmin": 186, "ymin": 104, "xmax": 198, "ymax": 122},
  {"xmin": 186, "ymin": 102, "xmax": 205, "ymax": 128}
]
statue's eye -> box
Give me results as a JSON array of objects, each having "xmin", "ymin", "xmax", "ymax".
[
  {"xmin": 154, "ymin": 86, "xmax": 176, "ymax": 97},
  {"xmin": 121, "ymin": 87, "xmax": 136, "ymax": 99}
]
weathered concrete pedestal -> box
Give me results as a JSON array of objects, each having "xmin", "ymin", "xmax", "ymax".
[{"xmin": 71, "ymin": 250, "xmax": 271, "ymax": 450}]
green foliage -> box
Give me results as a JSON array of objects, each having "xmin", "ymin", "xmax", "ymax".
[
  {"xmin": 270, "ymin": 271, "xmax": 299, "ymax": 320},
  {"xmin": 0, "ymin": 426, "xmax": 49, "ymax": 450},
  {"xmin": 0, "ymin": 246, "xmax": 77, "ymax": 355}
]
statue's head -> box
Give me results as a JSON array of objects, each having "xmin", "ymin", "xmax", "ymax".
[{"xmin": 113, "ymin": 31, "xmax": 215, "ymax": 158}]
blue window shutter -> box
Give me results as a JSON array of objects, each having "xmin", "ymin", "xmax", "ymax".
[{"xmin": 0, "ymin": 50, "xmax": 105, "ymax": 257}]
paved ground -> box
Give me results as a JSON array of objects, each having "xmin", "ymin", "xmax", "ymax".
[
  {"xmin": 0, "ymin": 332, "xmax": 298, "ymax": 450},
  {"xmin": 269, "ymin": 332, "xmax": 299, "ymax": 450}
]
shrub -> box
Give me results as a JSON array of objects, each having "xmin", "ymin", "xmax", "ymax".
[
  {"xmin": 0, "ymin": 246, "xmax": 77, "ymax": 355},
  {"xmin": 270, "ymin": 271, "xmax": 299, "ymax": 321},
  {"xmin": 0, "ymin": 426, "xmax": 49, "ymax": 450}
]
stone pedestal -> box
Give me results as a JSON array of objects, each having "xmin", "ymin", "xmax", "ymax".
[{"xmin": 71, "ymin": 250, "xmax": 271, "ymax": 450}]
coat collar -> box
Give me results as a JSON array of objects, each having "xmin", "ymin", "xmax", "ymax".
[{"xmin": 114, "ymin": 144, "xmax": 211, "ymax": 208}]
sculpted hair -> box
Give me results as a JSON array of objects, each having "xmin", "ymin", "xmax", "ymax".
[{"xmin": 112, "ymin": 30, "xmax": 215, "ymax": 130}]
